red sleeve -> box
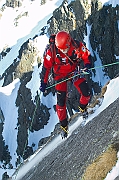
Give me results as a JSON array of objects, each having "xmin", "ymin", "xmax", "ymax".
[
  {"xmin": 41, "ymin": 49, "xmax": 54, "ymax": 83},
  {"xmin": 76, "ymin": 42, "xmax": 91, "ymax": 65}
]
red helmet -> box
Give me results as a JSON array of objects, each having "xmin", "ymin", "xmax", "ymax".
[{"xmin": 55, "ymin": 31, "xmax": 71, "ymax": 50}]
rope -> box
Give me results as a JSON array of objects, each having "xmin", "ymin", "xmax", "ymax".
[
  {"xmin": 90, "ymin": 61, "xmax": 119, "ymax": 70},
  {"xmin": 11, "ymin": 60, "xmax": 119, "ymax": 179},
  {"xmin": 46, "ymin": 61, "xmax": 119, "ymax": 90}
]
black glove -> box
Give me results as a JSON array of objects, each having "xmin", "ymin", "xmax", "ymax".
[
  {"xmin": 85, "ymin": 63, "xmax": 91, "ymax": 69},
  {"xmin": 40, "ymin": 81, "xmax": 47, "ymax": 92},
  {"xmin": 81, "ymin": 63, "xmax": 91, "ymax": 74}
]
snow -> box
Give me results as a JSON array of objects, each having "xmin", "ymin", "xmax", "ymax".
[
  {"xmin": 100, "ymin": 0, "xmax": 119, "ymax": 7},
  {"xmin": 85, "ymin": 77, "xmax": 119, "ymax": 125},
  {"xmin": 84, "ymin": 23, "xmax": 110, "ymax": 87},
  {"xmin": 0, "ymin": 79, "xmax": 20, "ymax": 175},
  {"xmin": 0, "ymin": 0, "xmax": 63, "ymax": 178},
  {"xmin": 28, "ymin": 92, "xmax": 58, "ymax": 151},
  {"xmin": 84, "ymin": 24, "xmax": 93, "ymax": 55},
  {"xmin": 0, "ymin": 0, "xmax": 119, "ymax": 179},
  {"xmin": 0, "ymin": 0, "xmax": 62, "ymax": 74},
  {"xmin": 92, "ymin": 50, "xmax": 110, "ymax": 86}
]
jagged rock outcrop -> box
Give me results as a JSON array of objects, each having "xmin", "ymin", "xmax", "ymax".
[
  {"xmin": 47, "ymin": 0, "xmax": 88, "ymax": 41},
  {"xmin": 2, "ymin": 39, "xmax": 40, "ymax": 86},
  {"xmin": 0, "ymin": 38, "xmax": 51, "ymax": 165},
  {"xmin": 0, "ymin": 103, "xmax": 12, "ymax": 170},
  {"xmin": 0, "ymin": 108, "xmax": 5, "ymax": 123},
  {"xmin": 13, "ymin": 40, "xmax": 51, "ymax": 160},
  {"xmin": 46, "ymin": 0, "xmax": 119, "ymax": 109},
  {"xmin": 6, "ymin": 0, "xmax": 22, "ymax": 8},
  {"xmin": 47, "ymin": 0, "xmax": 119, "ymax": 78},
  {"xmin": 89, "ymin": 3, "xmax": 119, "ymax": 79}
]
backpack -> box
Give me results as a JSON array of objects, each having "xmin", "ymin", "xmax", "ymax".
[
  {"xmin": 49, "ymin": 34, "xmax": 56, "ymax": 44},
  {"xmin": 43, "ymin": 34, "xmax": 56, "ymax": 64},
  {"xmin": 44, "ymin": 34, "xmax": 56, "ymax": 85},
  {"xmin": 49, "ymin": 34, "xmax": 56, "ymax": 60}
]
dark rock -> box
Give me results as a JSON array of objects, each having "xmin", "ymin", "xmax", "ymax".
[
  {"xmin": 114, "ymin": 176, "xmax": 119, "ymax": 180},
  {"xmin": 21, "ymin": 98, "xmax": 119, "ymax": 180},
  {"xmin": 6, "ymin": 0, "xmax": 22, "ymax": 8}
]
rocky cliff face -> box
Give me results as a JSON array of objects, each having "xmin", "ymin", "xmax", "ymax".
[
  {"xmin": 0, "ymin": 0, "xmax": 119, "ymax": 177},
  {"xmin": 0, "ymin": 38, "xmax": 51, "ymax": 171},
  {"xmin": 89, "ymin": 3, "xmax": 119, "ymax": 78},
  {"xmin": 47, "ymin": 0, "xmax": 119, "ymax": 78},
  {"xmin": 6, "ymin": 0, "xmax": 22, "ymax": 8},
  {"xmin": 46, "ymin": 0, "xmax": 119, "ymax": 111}
]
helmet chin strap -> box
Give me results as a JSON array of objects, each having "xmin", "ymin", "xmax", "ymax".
[{"xmin": 58, "ymin": 43, "xmax": 75, "ymax": 64}]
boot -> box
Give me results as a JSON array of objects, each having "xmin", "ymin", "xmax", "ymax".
[
  {"xmin": 78, "ymin": 106, "xmax": 88, "ymax": 119},
  {"xmin": 60, "ymin": 126, "xmax": 68, "ymax": 139}
]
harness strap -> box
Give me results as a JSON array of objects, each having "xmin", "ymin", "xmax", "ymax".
[
  {"xmin": 54, "ymin": 72, "xmax": 74, "ymax": 84},
  {"xmin": 62, "ymin": 52, "xmax": 75, "ymax": 64},
  {"xmin": 50, "ymin": 43, "xmax": 56, "ymax": 64}
]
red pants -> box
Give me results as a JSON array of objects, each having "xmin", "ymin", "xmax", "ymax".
[{"xmin": 55, "ymin": 78, "xmax": 90, "ymax": 123}]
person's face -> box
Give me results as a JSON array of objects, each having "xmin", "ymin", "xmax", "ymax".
[{"xmin": 59, "ymin": 47, "xmax": 69, "ymax": 54}]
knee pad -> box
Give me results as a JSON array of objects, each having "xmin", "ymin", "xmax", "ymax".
[
  {"xmin": 79, "ymin": 80, "xmax": 90, "ymax": 97},
  {"xmin": 56, "ymin": 104, "xmax": 67, "ymax": 121}
]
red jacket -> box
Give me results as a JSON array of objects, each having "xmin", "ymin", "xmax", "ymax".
[{"xmin": 41, "ymin": 40, "xmax": 91, "ymax": 83}]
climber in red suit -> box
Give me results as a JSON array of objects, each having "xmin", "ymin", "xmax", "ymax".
[{"xmin": 40, "ymin": 31, "xmax": 91, "ymax": 138}]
